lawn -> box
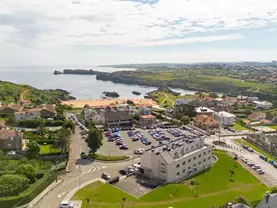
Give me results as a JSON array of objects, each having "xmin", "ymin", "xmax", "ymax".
[
  {"xmin": 72, "ymin": 151, "xmax": 267, "ymax": 208},
  {"xmin": 232, "ymin": 122, "xmax": 252, "ymax": 132},
  {"xmin": 267, "ymin": 125, "xmax": 277, "ymax": 130},
  {"xmin": 39, "ymin": 145, "xmax": 62, "ymax": 155},
  {"xmin": 234, "ymin": 139, "xmax": 277, "ymax": 163},
  {"xmin": 89, "ymin": 153, "xmax": 129, "ymax": 161}
]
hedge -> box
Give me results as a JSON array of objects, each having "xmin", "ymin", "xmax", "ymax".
[
  {"xmin": 17, "ymin": 120, "xmax": 64, "ymax": 128},
  {"xmin": 89, "ymin": 153, "xmax": 129, "ymax": 161},
  {"xmin": 0, "ymin": 171, "xmax": 56, "ymax": 207}
]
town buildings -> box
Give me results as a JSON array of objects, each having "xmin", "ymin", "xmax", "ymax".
[
  {"xmin": 83, "ymin": 106, "xmax": 105, "ymax": 124},
  {"xmin": 248, "ymin": 112, "xmax": 266, "ymax": 121},
  {"xmin": 213, "ymin": 111, "xmax": 236, "ymax": 126},
  {"xmin": 0, "ymin": 129, "xmax": 22, "ymax": 151},
  {"xmin": 195, "ymin": 107, "xmax": 214, "ymax": 116},
  {"xmin": 254, "ymin": 101, "xmax": 273, "ymax": 110},
  {"xmin": 104, "ymin": 105, "xmax": 133, "ymax": 128},
  {"xmin": 0, "ymin": 104, "xmax": 23, "ymax": 115},
  {"xmin": 139, "ymin": 137, "xmax": 213, "ymax": 183},
  {"xmin": 174, "ymin": 99, "xmax": 193, "ymax": 107},
  {"xmin": 193, "ymin": 114, "xmax": 220, "ymax": 134},
  {"xmin": 246, "ymin": 134, "xmax": 277, "ymax": 156},
  {"xmin": 14, "ymin": 105, "xmax": 56, "ymax": 121},
  {"xmin": 256, "ymin": 193, "xmax": 277, "ymax": 208},
  {"xmin": 140, "ymin": 115, "xmax": 156, "ymax": 127},
  {"xmin": 137, "ymin": 106, "xmax": 152, "ymax": 116}
]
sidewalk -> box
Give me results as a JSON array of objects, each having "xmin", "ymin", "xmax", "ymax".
[{"xmin": 28, "ymin": 180, "xmax": 63, "ymax": 208}]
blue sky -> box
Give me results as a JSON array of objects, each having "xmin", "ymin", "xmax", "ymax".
[{"xmin": 0, "ymin": 0, "xmax": 277, "ymax": 66}]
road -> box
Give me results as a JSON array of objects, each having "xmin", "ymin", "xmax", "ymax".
[
  {"xmin": 34, "ymin": 114, "xmax": 139, "ymax": 208},
  {"xmin": 207, "ymin": 136, "xmax": 277, "ymax": 187}
]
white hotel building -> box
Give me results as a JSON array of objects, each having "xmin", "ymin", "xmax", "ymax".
[{"xmin": 139, "ymin": 137, "xmax": 213, "ymax": 183}]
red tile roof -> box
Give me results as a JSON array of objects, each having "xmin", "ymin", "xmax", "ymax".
[{"xmin": 140, "ymin": 115, "xmax": 155, "ymax": 119}]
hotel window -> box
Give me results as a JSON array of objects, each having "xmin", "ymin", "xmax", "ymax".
[
  {"xmin": 199, "ymin": 161, "xmax": 201, "ymax": 165},
  {"xmin": 182, "ymin": 161, "xmax": 186, "ymax": 165},
  {"xmin": 176, "ymin": 172, "xmax": 180, "ymax": 176},
  {"xmin": 196, "ymin": 144, "xmax": 198, "ymax": 147},
  {"xmin": 183, "ymin": 169, "xmax": 186, "ymax": 173},
  {"xmin": 203, "ymin": 159, "xmax": 206, "ymax": 162},
  {"xmin": 176, "ymin": 164, "xmax": 180, "ymax": 168},
  {"xmin": 186, "ymin": 148, "xmax": 188, "ymax": 151},
  {"xmin": 188, "ymin": 159, "xmax": 191, "ymax": 163},
  {"xmin": 198, "ymin": 154, "xmax": 201, "ymax": 158},
  {"xmin": 193, "ymin": 164, "xmax": 196, "ymax": 167},
  {"xmin": 204, "ymin": 152, "xmax": 206, "ymax": 155},
  {"xmin": 161, "ymin": 163, "xmax": 165, "ymax": 166},
  {"xmin": 208, "ymin": 150, "xmax": 211, "ymax": 153},
  {"xmin": 161, "ymin": 170, "xmax": 165, "ymax": 173},
  {"xmin": 193, "ymin": 156, "xmax": 196, "ymax": 160},
  {"xmin": 208, "ymin": 157, "xmax": 211, "ymax": 160},
  {"xmin": 191, "ymin": 146, "xmax": 194, "ymax": 149}
]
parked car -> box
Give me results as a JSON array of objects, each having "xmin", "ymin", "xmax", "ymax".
[
  {"xmin": 59, "ymin": 201, "xmax": 74, "ymax": 208},
  {"xmin": 101, "ymin": 173, "xmax": 111, "ymax": 180},
  {"xmin": 108, "ymin": 176, "xmax": 120, "ymax": 184},
  {"xmin": 119, "ymin": 169, "xmax": 127, "ymax": 175},
  {"xmin": 107, "ymin": 138, "xmax": 114, "ymax": 142},
  {"xmin": 120, "ymin": 144, "xmax": 128, "ymax": 150},
  {"xmin": 252, "ymin": 165, "xmax": 260, "ymax": 170},
  {"xmin": 80, "ymin": 152, "xmax": 87, "ymax": 159},
  {"xmin": 134, "ymin": 148, "xmax": 144, "ymax": 154},
  {"xmin": 116, "ymin": 140, "xmax": 123, "ymax": 145},
  {"xmin": 256, "ymin": 169, "xmax": 265, "ymax": 174},
  {"xmin": 241, "ymin": 158, "xmax": 248, "ymax": 163},
  {"xmin": 247, "ymin": 147, "xmax": 254, "ymax": 152}
]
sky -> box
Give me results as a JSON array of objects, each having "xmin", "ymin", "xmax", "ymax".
[{"xmin": 1, "ymin": 0, "xmax": 277, "ymax": 67}]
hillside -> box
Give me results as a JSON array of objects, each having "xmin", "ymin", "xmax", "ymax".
[{"xmin": 0, "ymin": 80, "xmax": 75, "ymax": 105}]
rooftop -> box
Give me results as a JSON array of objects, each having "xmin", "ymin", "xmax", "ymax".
[
  {"xmin": 141, "ymin": 115, "xmax": 155, "ymax": 119},
  {"xmin": 196, "ymin": 107, "xmax": 214, "ymax": 113},
  {"xmin": 215, "ymin": 111, "xmax": 236, "ymax": 118}
]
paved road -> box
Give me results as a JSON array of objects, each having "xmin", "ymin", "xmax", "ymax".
[{"xmin": 207, "ymin": 136, "xmax": 277, "ymax": 187}]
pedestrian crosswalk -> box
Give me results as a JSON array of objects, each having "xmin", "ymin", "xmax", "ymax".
[{"xmin": 76, "ymin": 164, "xmax": 107, "ymax": 175}]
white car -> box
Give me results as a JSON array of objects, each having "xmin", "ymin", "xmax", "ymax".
[
  {"xmin": 59, "ymin": 201, "xmax": 74, "ymax": 208},
  {"xmin": 256, "ymin": 169, "xmax": 265, "ymax": 174},
  {"xmin": 134, "ymin": 148, "xmax": 144, "ymax": 154}
]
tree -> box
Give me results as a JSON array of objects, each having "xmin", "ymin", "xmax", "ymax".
[
  {"xmin": 133, "ymin": 113, "xmax": 140, "ymax": 121},
  {"xmin": 235, "ymin": 196, "xmax": 249, "ymax": 205},
  {"xmin": 271, "ymin": 187, "xmax": 277, "ymax": 193},
  {"xmin": 55, "ymin": 127, "xmax": 71, "ymax": 151},
  {"xmin": 86, "ymin": 128, "xmax": 103, "ymax": 152},
  {"xmin": 63, "ymin": 120, "xmax": 75, "ymax": 133},
  {"xmin": 175, "ymin": 104, "xmax": 197, "ymax": 118},
  {"xmin": 127, "ymin": 100, "xmax": 135, "ymax": 105},
  {"xmin": 229, "ymin": 170, "xmax": 235, "ymax": 181},
  {"xmin": 180, "ymin": 116, "xmax": 190, "ymax": 125},
  {"xmin": 38, "ymin": 121, "xmax": 46, "ymax": 137},
  {"xmin": 84, "ymin": 120, "xmax": 95, "ymax": 129},
  {"xmin": 209, "ymin": 92, "xmax": 218, "ymax": 98},
  {"xmin": 15, "ymin": 164, "xmax": 36, "ymax": 183},
  {"xmin": 0, "ymin": 150, "xmax": 3, "ymax": 159},
  {"xmin": 0, "ymin": 174, "xmax": 29, "ymax": 197},
  {"xmin": 25, "ymin": 140, "xmax": 40, "ymax": 159},
  {"xmin": 5, "ymin": 115, "xmax": 17, "ymax": 128}
]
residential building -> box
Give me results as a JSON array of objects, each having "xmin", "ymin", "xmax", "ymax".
[
  {"xmin": 260, "ymin": 114, "xmax": 277, "ymax": 124},
  {"xmin": 0, "ymin": 104, "xmax": 23, "ymax": 115},
  {"xmin": 139, "ymin": 137, "xmax": 213, "ymax": 183},
  {"xmin": 83, "ymin": 106, "xmax": 105, "ymax": 124},
  {"xmin": 230, "ymin": 203, "xmax": 250, "ymax": 208},
  {"xmin": 256, "ymin": 193, "xmax": 277, "ymax": 208},
  {"xmin": 137, "ymin": 106, "xmax": 152, "ymax": 116},
  {"xmin": 14, "ymin": 105, "xmax": 56, "ymax": 121},
  {"xmin": 0, "ymin": 129, "xmax": 22, "ymax": 151},
  {"xmin": 174, "ymin": 99, "xmax": 193, "ymax": 107},
  {"xmin": 0, "ymin": 120, "xmax": 5, "ymax": 130},
  {"xmin": 247, "ymin": 134, "xmax": 277, "ymax": 156},
  {"xmin": 254, "ymin": 101, "xmax": 273, "ymax": 110},
  {"xmin": 247, "ymin": 97, "xmax": 259, "ymax": 103},
  {"xmin": 195, "ymin": 107, "xmax": 214, "ymax": 117},
  {"xmin": 140, "ymin": 115, "xmax": 156, "ymax": 127},
  {"xmin": 237, "ymin": 95, "xmax": 248, "ymax": 101},
  {"xmin": 104, "ymin": 106, "xmax": 132, "ymax": 127},
  {"xmin": 193, "ymin": 115, "xmax": 220, "ymax": 134},
  {"xmin": 248, "ymin": 112, "xmax": 266, "ymax": 121},
  {"xmin": 213, "ymin": 111, "xmax": 236, "ymax": 126},
  {"xmin": 165, "ymin": 108, "xmax": 176, "ymax": 118}
]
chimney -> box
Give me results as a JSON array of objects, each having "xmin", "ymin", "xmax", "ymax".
[{"xmin": 265, "ymin": 191, "xmax": 270, "ymax": 204}]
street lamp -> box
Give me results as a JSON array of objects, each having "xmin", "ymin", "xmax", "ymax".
[{"xmin": 175, "ymin": 175, "xmax": 179, "ymax": 196}]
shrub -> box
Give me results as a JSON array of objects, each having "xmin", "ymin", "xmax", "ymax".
[
  {"xmin": 0, "ymin": 174, "xmax": 30, "ymax": 197},
  {"xmin": 15, "ymin": 164, "xmax": 36, "ymax": 183}
]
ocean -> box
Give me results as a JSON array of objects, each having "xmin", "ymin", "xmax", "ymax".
[{"xmin": 0, "ymin": 66, "xmax": 195, "ymax": 99}]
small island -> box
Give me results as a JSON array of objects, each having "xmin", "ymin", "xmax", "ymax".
[
  {"xmin": 53, "ymin": 70, "xmax": 63, "ymax": 75},
  {"xmin": 103, "ymin": 91, "xmax": 120, "ymax": 98},
  {"xmin": 132, "ymin": 91, "xmax": 141, "ymax": 96}
]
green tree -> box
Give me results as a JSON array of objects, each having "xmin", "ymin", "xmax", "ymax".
[
  {"xmin": 38, "ymin": 121, "xmax": 46, "ymax": 137},
  {"xmin": 235, "ymin": 196, "xmax": 249, "ymax": 205},
  {"xmin": 0, "ymin": 174, "xmax": 29, "ymax": 197},
  {"xmin": 133, "ymin": 113, "xmax": 140, "ymax": 121},
  {"xmin": 271, "ymin": 187, "xmax": 277, "ymax": 193},
  {"xmin": 127, "ymin": 100, "xmax": 135, "ymax": 105},
  {"xmin": 15, "ymin": 164, "xmax": 36, "ymax": 183},
  {"xmin": 180, "ymin": 115, "xmax": 190, "ymax": 125},
  {"xmin": 0, "ymin": 150, "xmax": 4, "ymax": 159},
  {"xmin": 84, "ymin": 120, "xmax": 95, "ymax": 129},
  {"xmin": 63, "ymin": 120, "xmax": 75, "ymax": 133},
  {"xmin": 209, "ymin": 92, "xmax": 218, "ymax": 98},
  {"xmin": 175, "ymin": 104, "xmax": 197, "ymax": 118},
  {"xmin": 25, "ymin": 140, "xmax": 40, "ymax": 159},
  {"xmin": 5, "ymin": 115, "xmax": 17, "ymax": 128},
  {"xmin": 86, "ymin": 128, "xmax": 103, "ymax": 152},
  {"xmin": 55, "ymin": 127, "xmax": 71, "ymax": 151}
]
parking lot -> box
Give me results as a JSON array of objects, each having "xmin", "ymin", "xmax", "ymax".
[{"xmin": 97, "ymin": 126, "xmax": 202, "ymax": 157}]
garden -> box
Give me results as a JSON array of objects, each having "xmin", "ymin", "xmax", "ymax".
[{"xmin": 72, "ymin": 151, "xmax": 268, "ymax": 208}]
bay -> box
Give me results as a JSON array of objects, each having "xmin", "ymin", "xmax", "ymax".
[{"xmin": 0, "ymin": 66, "xmax": 195, "ymax": 99}]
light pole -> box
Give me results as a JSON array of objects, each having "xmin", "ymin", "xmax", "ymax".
[{"xmin": 175, "ymin": 175, "xmax": 179, "ymax": 196}]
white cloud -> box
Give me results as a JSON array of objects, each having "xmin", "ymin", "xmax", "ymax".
[{"xmin": 0, "ymin": 0, "xmax": 277, "ymax": 65}]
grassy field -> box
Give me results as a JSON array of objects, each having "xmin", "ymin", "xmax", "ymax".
[
  {"xmin": 267, "ymin": 125, "xmax": 277, "ymax": 130},
  {"xmin": 72, "ymin": 151, "xmax": 267, "ymax": 208},
  {"xmin": 232, "ymin": 122, "xmax": 252, "ymax": 132},
  {"xmin": 39, "ymin": 145, "xmax": 62, "ymax": 155},
  {"xmin": 234, "ymin": 139, "xmax": 277, "ymax": 163}
]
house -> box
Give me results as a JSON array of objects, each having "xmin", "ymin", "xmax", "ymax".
[
  {"xmin": 195, "ymin": 107, "xmax": 214, "ymax": 117},
  {"xmin": 193, "ymin": 115, "xmax": 220, "ymax": 134},
  {"xmin": 260, "ymin": 114, "xmax": 277, "ymax": 125},
  {"xmin": 137, "ymin": 106, "xmax": 152, "ymax": 116},
  {"xmin": 247, "ymin": 97, "xmax": 259, "ymax": 103},
  {"xmin": 247, "ymin": 134, "xmax": 277, "ymax": 156},
  {"xmin": 14, "ymin": 105, "xmax": 56, "ymax": 121},
  {"xmin": 165, "ymin": 108, "xmax": 175, "ymax": 118},
  {"xmin": 83, "ymin": 106, "xmax": 105, "ymax": 124},
  {"xmin": 248, "ymin": 112, "xmax": 266, "ymax": 121},
  {"xmin": 0, "ymin": 104, "xmax": 23, "ymax": 115},
  {"xmin": 104, "ymin": 106, "xmax": 132, "ymax": 127},
  {"xmin": 230, "ymin": 203, "xmax": 250, "ymax": 208},
  {"xmin": 0, "ymin": 129, "xmax": 22, "ymax": 151},
  {"xmin": 140, "ymin": 115, "xmax": 156, "ymax": 127},
  {"xmin": 139, "ymin": 137, "xmax": 213, "ymax": 183},
  {"xmin": 213, "ymin": 111, "xmax": 236, "ymax": 126},
  {"xmin": 256, "ymin": 193, "xmax": 277, "ymax": 208},
  {"xmin": 254, "ymin": 101, "xmax": 273, "ymax": 110}
]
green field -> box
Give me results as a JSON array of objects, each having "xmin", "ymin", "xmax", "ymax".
[
  {"xmin": 232, "ymin": 122, "xmax": 252, "ymax": 132},
  {"xmin": 39, "ymin": 145, "xmax": 62, "ymax": 155},
  {"xmin": 72, "ymin": 151, "xmax": 267, "ymax": 208},
  {"xmin": 234, "ymin": 139, "xmax": 277, "ymax": 163}
]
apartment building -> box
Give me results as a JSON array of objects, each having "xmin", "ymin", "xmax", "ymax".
[
  {"xmin": 0, "ymin": 129, "xmax": 22, "ymax": 151},
  {"xmin": 139, "ymin": 137, "xmax": 213, "ymax": 183},
  {"xmin": 104, "ymin": 105, "xmax": 133, "ymax": 128},
  {"xmin": 195, "ymin": 107, "xmax": 214, "ymax": 117},
  {"xmin": 140, "ymin": 115, "xmax": 156, "ymax": 127},
  {"xmin": 254, "ymin": 101, "xmax": 273, "ymax": 110},
  {"xmin": 193, "ymin": 114, "xmax": 220, "ymax": 134},
  {"xmin": 14, "ymin": 105, "xmax": 56, "ymax": 121}
]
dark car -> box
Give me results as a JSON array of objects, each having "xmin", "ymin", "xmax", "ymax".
[
  {"xmin": 119, "ymin": 169, "xmax": 127, "ymax": 175},
  {"xmin": 120, "ymin": 144, "xmax": 128, "ymax": 150},
  {"xmin": 80, "ymin": 152, "xmax": 87, "ymax": 159},
  {"xmin": 101, "ymin": 173, "xmax": 111, "ymax": 180}
]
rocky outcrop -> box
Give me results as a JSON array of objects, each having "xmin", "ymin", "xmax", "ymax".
[
  {"xmin": 103, "ymin": 91, "xmax": 120, "ymax": 98},
  {"xmin": 132, "ymin": 91, "xmax": 141, "ymax": 95},
  {"xmin": 53, "ymin": 69, "xmax": 107, "ymax": 76},
  {"xmin": 53, "ymin": 70, "xmax": 63, "ymax": 75}
]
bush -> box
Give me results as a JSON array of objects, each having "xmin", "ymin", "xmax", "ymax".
[
  {"xmin": 89, "ymin": 153, "xmax": 129, "ymax": 161},
  {"xmin": 0, "ymin": 171, "xmax": 56, "ymax": 207},
  {"xmin": 17, "ymin": 119, "xmax": 65, "ymax": 128},
  {"xmin": 0, "ymin": 174, "xmax": 30, "ymax": 197},
  {"xmin": 15, "ymin": 164, "xmax": 36, "ymax": 183}
]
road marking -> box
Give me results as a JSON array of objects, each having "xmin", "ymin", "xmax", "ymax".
[
  {"xmin": 79, "ymin": 165, "xmax": 105, "ymax": 175},
  {"xmin": 102, "ymin": 166, "xmax": 107, "ymax": 169},
  {"xmin": 58, "ymin": 192, "xmax": 65, "ymax": 198}
]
